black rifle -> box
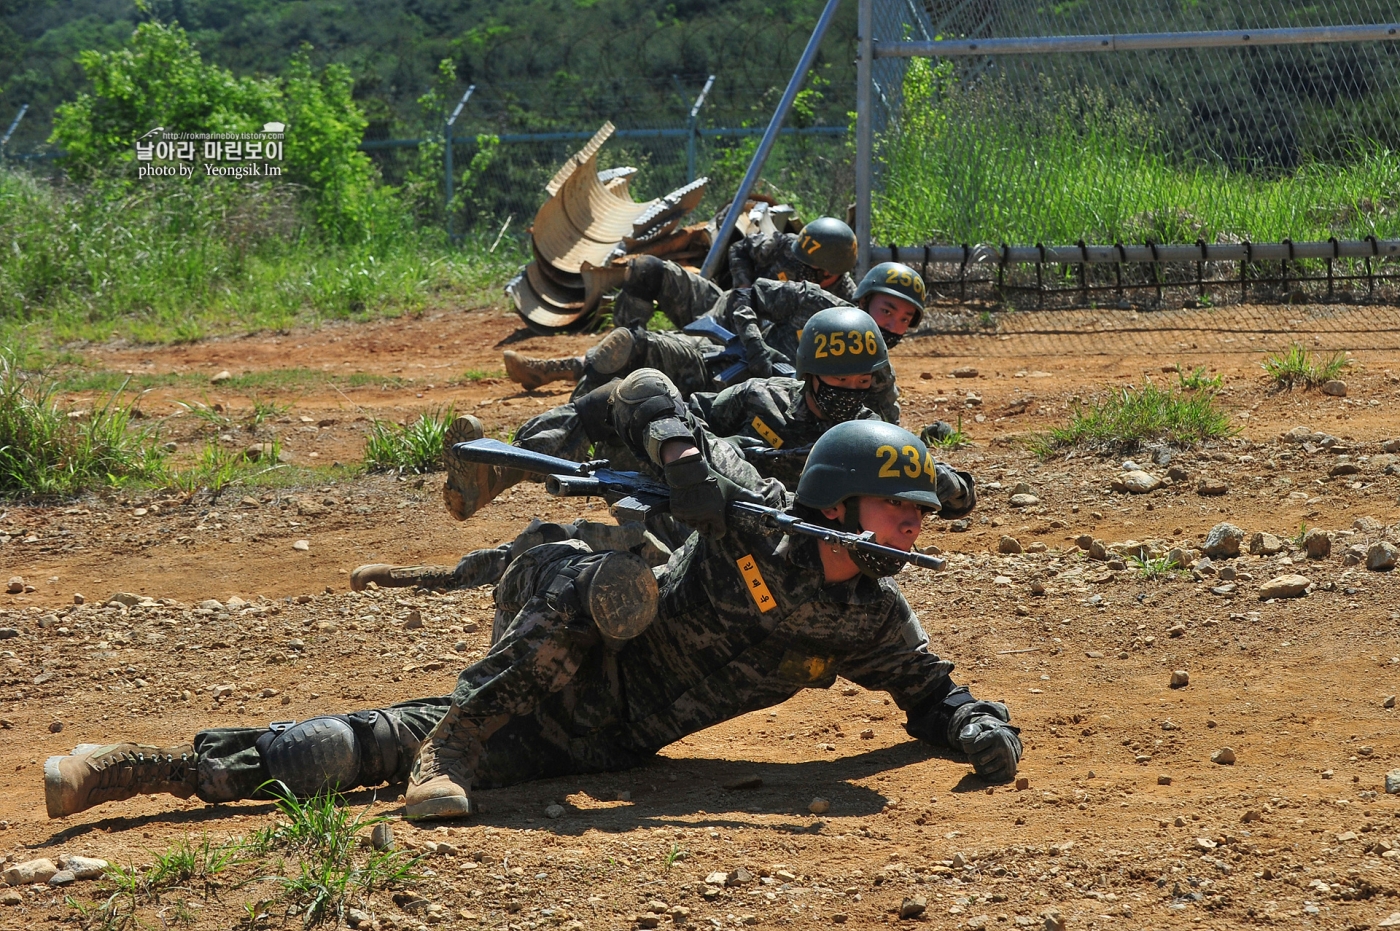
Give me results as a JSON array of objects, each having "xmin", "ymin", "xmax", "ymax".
[
  {"xmin": 454, "ymin": 438, "xmax": 945, "ymax": 571},
  {"xmin": 683, "ymin": 316, "xmax": 795, "ymax": 386}
]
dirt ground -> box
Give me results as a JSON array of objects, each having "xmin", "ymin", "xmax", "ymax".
[{"xmin": 1, "ymin": 299, "xmax": 1398, "ymax": 931}]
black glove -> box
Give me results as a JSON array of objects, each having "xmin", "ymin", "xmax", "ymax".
[
  {"xmin": 743, "ymin": 338, "xmax": 784, "ymax": 378},
  {"xmin": 948, "ymin": 700, "xmax": 1022, "ymax": 783},
  {"xmin": 665, "ymin": 452, "xmax": 733, "ymax": 538},
  {"xmin": 921, "ymin": 421, "xmax": 955, "ymax": 445}
]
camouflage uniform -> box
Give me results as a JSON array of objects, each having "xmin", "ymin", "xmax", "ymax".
[
  {"xmin": 688, "ymin": 377, "xmax": 882, "ymax": 488},
  {"xmin": 711, "ymin": 281, "xmax": 902, "ymax": 425},
  {"xmin": 611, "ymin": 258, "xmax": 724, "ymax": 330},
  {"xmin": 569, "ymin": 328, "xmax": 714, "ymax": 401},
  {"xmin": 728, "ymin": 230, "xmax": 858, "ymax": 301},
  {"xmin": 182, "ymin": 368, "xmax": 983, "ymax": 800}
]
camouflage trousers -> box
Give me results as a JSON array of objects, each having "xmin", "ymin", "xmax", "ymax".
[
  {"xmin": 571, "ymin": 328, "xmax": 714, "ymax": 401},
  {"xmin": 612, "ymin": 258, "xmax": 723, "ymax": 330}
]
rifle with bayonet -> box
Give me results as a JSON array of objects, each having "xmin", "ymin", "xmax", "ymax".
[{"xmin": 454, "ymin": 438, "xmax": 945, "ymax": 571}]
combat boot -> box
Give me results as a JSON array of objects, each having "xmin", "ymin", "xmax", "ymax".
[
  {"xmin": 583, "ymin": 327, "xmax": 638, "ymax": 376},
  {"xmin": 45, "ymin": 742, "xmax": 197, "ymax": 818},
  {"xmin": 503, "ymin": 351, "xmax": 583, "ymax": 391},
  {"xmin": 350, "ymin": 563, "xmax": 458, "ymax": 592},
  {"xmin": 442, "ymin": 415, "xmax": 525, "ymax": 521},
  {"xmin": 404, "ymin": 705, "xmax": 477, "ymax": 820}
]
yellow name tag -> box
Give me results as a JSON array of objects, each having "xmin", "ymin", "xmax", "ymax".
[
  {"xmin": 750, "ymin": 416, "xmax": 783, "ymax": 449},
  {"xmin": 736, "ymin": 554, "xmax": 777, "ymax": 612}
]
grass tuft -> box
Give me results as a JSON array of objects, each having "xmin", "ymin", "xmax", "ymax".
[
  {"xmin": 1175, "ymin": 365, "xmax": 1222, "ymax": 392},
  {"xmin": 1128, "ymin": 553, "xmax": 1185, "ymax": 581},
  {"xmin": 1262, "ymin": 343, "xmax": 1348, "ymax": 390},
  {"xmin": 0, "ymin": 349, "xmax": 168, "ymax": 498},
  {"xmin": 1030, "ymin": 382, "xmax": 1234, "ymax": 457},
  {"xmin": 249, "ymin": 786, "xmax": 421, "ymax": 927},
  {"xmin": 363, "ymin": 408, "xmax": 454, "ymax": 474}
]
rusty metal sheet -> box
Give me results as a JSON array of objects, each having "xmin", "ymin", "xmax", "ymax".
[
  {"xmin": 557, "ymin": 148, "xmax": 656, "ymax": 244},
  {"xmin": 525, "ymin": 260, "xmax": 586, "ymax": 311},
  {"xmin": 531, "ymin": 193, "xmax": 623, "ymax": 274},
  {"xmin": 545, "ymin": 123, "xmax": 614, "ymax": 197},
  {"xmin": 506, "ymin": 270, "xmax": 594, "ymax": 335}
]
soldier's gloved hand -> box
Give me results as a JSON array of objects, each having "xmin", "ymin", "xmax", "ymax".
[
  {"xmin": 948, "ymin": 700, "xmax": 1022, "ymax": 784},
  {"xmin": 920, "ymin": 421, "xmax": 955, "ymax": 446},
  {"xmin": 665, "ymin": 452, "xmax": 733, "ymax": 538},
  {"xmin": 743, "ymin": 338, "xmax": 783, "ymax": 378}
]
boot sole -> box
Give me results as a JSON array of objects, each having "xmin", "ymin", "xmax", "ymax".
[
  {"xmin": 443, "ymin": 416, "xmax": 487, "ymax": 521},
  {"xmin": 588, "ymin": 328, "xmax": 636, "ymax": 376},
  {"xmin": 404, "ymin": 795, "xmax": 476, "ymax": 821},
  {"xmin": 586, "ymin": 552, "xmax": 659, "ymax": 642}
]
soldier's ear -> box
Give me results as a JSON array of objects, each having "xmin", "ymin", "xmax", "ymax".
[{"xmin": 820, "ymin": 503, "xmax": 846, "ymax": 523}]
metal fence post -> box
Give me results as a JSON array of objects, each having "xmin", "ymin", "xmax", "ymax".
[
  {"xmin": 698, "ymin": 0, "xmax": 844, "ymax": 280},
  {"xmin": 687, "ymin": 75, "xmax": 716, "ymax": 183},
  {"xmin": 855, "ymin": 0, "xmax": 873, "ymax": 277},
  {"xmin": 444, "ymin": 85, "xmax": 475, "ymax": 244},
  {"xmin": 1, "ymin": 104, "xmax": 29, "ymax": 163}
]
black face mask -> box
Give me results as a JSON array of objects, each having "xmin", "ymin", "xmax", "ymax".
[
  {"xmin": 812, "ymin": 380, "xmax": 868, "ymax": 423},
  {"xmin": 840, "ymin": 499, "xmax": 905, "ymax": 579},
  {"xmin": 878, "ymin": 326, "xmax": 904, "ymax": 349}
]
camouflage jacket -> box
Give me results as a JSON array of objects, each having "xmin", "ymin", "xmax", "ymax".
[
  {"xmin": 688, "ymin": 376, "xmax": 880, "ymax": 487},
  {"xmin": 614, "ymin": 485, "xmax": 974, "ymax": 755},
  {"xmin": 728, "ymin": 231, "xmax": 858, "ymax": 301}
]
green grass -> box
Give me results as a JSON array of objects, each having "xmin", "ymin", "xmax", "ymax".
[
  {"xmin": 878, "ymin": 61, "xmax": 1400, "ymax": 246},
  {"xmin": 0, "ymin": 349, "xmax": 168, "ymax": 497},
  {"xmin": 922, "ymin": 415, "xmax": 970, "ymax": 450},
  {"xmin": 249, "ymin": 787, "xmax": 420, "ymax": 927},
  {"xmin": 1175, "ymin": 365, "xmax": 1223, "ymax": 392},
  {"xmin": 363, "ymin": 407, "xmax": 454, "ymax": 474},
  {"xmin": 1128, "ymin": 553, "xmax": 1185, "ymax": 581},
  {"xmin": 0, "ymin": 166, "xmax": 525, "ymax": 347},
  {"xmin": 462, "ymin": 367, "xmax": 505, "ymax": 382},
  {"xmin": 1030, "ymin": 382, "xmax": 1235, "ymax": 457},
  {"xmin": 1262, "ymin": 343, "xmax": 1349, "ymax": 390},
  {"xmin": 73, "ymin": 790, "xmax": 418, "ymax": 930}
]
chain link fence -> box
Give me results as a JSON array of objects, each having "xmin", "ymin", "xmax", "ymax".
[{"xmin": 862, "ymin": 0, "xmax": 1400, "ymax": 309}]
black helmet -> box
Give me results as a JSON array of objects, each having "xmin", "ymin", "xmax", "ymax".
[
  {"xmin": 854, "ymin": 262, "xmax": 926, "ymax": 329},
  {"xmin": 797, "ymin": 420, "xmax": 943, "ymax": 511},
  {"xmin": 794, "ymin": 307, "xmax": 889, "ymax": 379},
  {"xmin": 791, "ymin": 217, "xmax": 858, "ymax": 276}
]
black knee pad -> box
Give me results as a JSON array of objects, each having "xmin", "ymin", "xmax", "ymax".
[
  {"xmin": 622, "ymin": 254, "xmax": 666, "ymax": 300},
  {"xmin": 256, "ymin": 711, "xmax": 413, "ymax": 796},
  {"xmin": 573, "ymin": 379, "xmax": 621, "ymax": 444}
]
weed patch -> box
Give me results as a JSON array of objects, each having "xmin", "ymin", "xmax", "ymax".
[
  {"xmin": 1030, "ymin": 383, "xmax": 1234, "ymax": 457},
  {"xmin": 0, "ymin": 351, "xmax": 167, "ymax": 498},
  {"xmin": 1262, "ymin": 343, "xmax": 1348, "ymax": 389},
  {"xmin": 363, "ymin": 408, "xmax": 454, "ymax": 474}
]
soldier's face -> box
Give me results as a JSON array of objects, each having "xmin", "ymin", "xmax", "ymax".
[
  {"xmin": 866, "ymin": 294, "xmax": 917, "ymax": 334},
  {"xmin": 821, "ymin": 496, "xmax": 924, "ymax": 551},
  {"xmin": 817, "ymin": 373, "xmax": 874, "ymax": 390}
]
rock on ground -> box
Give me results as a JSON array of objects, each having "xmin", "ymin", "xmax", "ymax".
[
  {"xmin": 1202, "ymin": 522, "xmax": 1244, "ymax": 558},
  {"xmin": 1259, "ymin": 574, "xmax": 1311, "ymax": 599},
  {"xmin": 2, "ymin": 858, "xmax": 58, "ymax": 886},
  {"xmin": 1303, "ymin": 528, "xmax": 1331, "ymax": 559},
  {"xmin": 1111, "ymin": 470, "xmax": 1162, "ymax": 494},
  {"xmin": 1248, "ymin": 532, "xmax": 1284, "ymax": 556},
  {"xmin": 1367, "ymin": 542, "xmax": 1399, "ymax": 571}
]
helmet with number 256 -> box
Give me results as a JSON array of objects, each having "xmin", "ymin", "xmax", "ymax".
[
  {"xmin": 794, "ymin": 307, "xmax": 889, "ymax": 379},
  {"xmin": 797, "ymin": 420, "xmax": 943, "ymax": 511},
  {"xmin": 855, "ymin": 261, "xmax": 927, "ymax": 328}
]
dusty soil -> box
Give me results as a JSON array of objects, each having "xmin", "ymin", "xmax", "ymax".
[{"xmin": 1, "ymin": 300, "xmax": 1399, "ymax": 931}]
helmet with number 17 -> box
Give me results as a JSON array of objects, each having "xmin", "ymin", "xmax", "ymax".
[
  {"xmin": 854, "ymin": 261, "xmax": 927, "ymax": 333},
  {"xmin": 790, "ymin": 217, "xmax": 858, "ymax": 277}
]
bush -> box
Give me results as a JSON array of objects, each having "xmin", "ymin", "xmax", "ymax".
[{"xmin": 49, "ymin": 21, "xmax": 394, "ymax": 243}]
